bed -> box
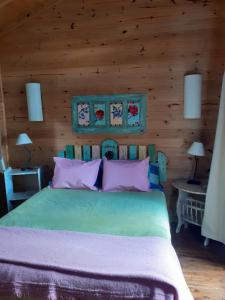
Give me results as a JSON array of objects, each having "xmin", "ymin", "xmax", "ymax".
[{"xmin": 0, "ymin": 140, "xmax": 193, "ymax": 300}]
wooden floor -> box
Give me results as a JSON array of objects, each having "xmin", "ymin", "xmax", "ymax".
[{"xmin": 171, "ymin": 224, "xmax": 225, "ymax": 300}]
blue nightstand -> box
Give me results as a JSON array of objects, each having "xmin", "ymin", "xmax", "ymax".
[{"xmin": 4, "ymin": 167, "xmax": 42, "ymax": 211}]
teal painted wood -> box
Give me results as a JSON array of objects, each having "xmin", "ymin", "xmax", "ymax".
[
  {"xmin": 138, "ymin": 145, "xmax": 147, "ymax": 160},
  {"xmin": 65, "ymin": 145, "xmax": 75, "ymax": 159},
  {"xmin": 72, "ymin": 93, "xmax": 147, "ymax": 134},
  {"xmin": 101, "ymin": 139, "xmax": 118, "ymax": 160},
  {"xmin": 56, "ymin": 141, "xmax": 167, "ymax": 183},
  {"xmin": 129, "ymin": 145, "xmax": 137, "ymax": 160},
  {"xmin": 148, "ymin": 144, "xmax": 156, "ymax": 163},
  {"xmin": 74, "ymin": 146, "xmax": 82, "ymax": 160},
  {"xmin": 92, "ymin": 145, "xmax": 100, "ymax": 159},
  {"xmin": 57, "ymin": 150, "xmax": 65, "ymax": 158},
  {"xmin": 158, "ymin": 151, "xmax": 167, "ymax": 182},
  {"xmin": 119, "ymin": 145, "xmax": 128, "ymax": 159},
  {"xmin": 83, "ymin": 145, "xmax": 91, "ymax": 161}
]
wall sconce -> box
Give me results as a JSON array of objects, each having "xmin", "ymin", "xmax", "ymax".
[
  {"xmin": 184, "ymin": 74, "xmax": 202, "ymax": 119},
  {"xmin": 25, "ymin": 83, "xmax": 44, "ymax": 121}
]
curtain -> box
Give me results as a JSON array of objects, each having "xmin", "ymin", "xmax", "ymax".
[{"xmin": 202, "ymin": 72, "xmax": 225, "ymax": 244}]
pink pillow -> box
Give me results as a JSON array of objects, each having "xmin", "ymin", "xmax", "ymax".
[
  {"xmin": 52, "ymin": 157, "xmax": 101, "ymax": 190},
  {"xmin": 102, "ymin": 157, "xmax": 150, "ymax": 192}
]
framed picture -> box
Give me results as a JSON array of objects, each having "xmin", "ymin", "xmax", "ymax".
[
  {"xmin": 94, "ymin": 103, "xmax": 106, "ymax": 126},
  {"xmin": 110, "ymin": 103, "xmax": 123, "ymax": 127},
  {"xmin": 128, "ymin": 102, "xmax": 140, "ymax": 127},
  {"xmin": 72, "ymin": 93, "xmax": 147, "ymax": 134},
  {"xmin": 77, "ymin": 103, "xmax": 90, "ymax": 127}
]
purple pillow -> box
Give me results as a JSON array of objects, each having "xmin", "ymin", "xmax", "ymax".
[
  {"xmin": 102, "ymin": 157, "xmax": 150, "ymax": 192},
  {"xmin": 52, "ymin": 157, "xmax": 101, "ymax": 190}
]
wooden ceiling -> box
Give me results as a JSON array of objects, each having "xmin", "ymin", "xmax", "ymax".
[{"xmin": 0, "ymin": 0, "xmax": 59, "ymax": 37}]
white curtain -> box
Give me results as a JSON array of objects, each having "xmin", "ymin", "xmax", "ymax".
[{"xmin": 202, "ymin": 72, "xmax": 225, "ymax": 244}]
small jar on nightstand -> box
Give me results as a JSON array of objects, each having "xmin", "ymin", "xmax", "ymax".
[
  {"xmin": 172, "ymin": 178, "xmax": 209, "ymax": 246},
  {"xmin": 3, "ymin": 166, "xmax": 43, "ymax": 212}
]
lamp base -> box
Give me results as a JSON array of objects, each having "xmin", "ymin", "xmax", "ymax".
[{"xmin": 187, "ymin": 179, "xmax": 201, "ymax": 185}]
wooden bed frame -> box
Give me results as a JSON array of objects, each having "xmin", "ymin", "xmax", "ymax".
[{"xmin": 57, "ymin": 139, "xmax": 167, "ymax": 183}]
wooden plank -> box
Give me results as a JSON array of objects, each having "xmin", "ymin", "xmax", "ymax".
[
  {"xmin": 0, "ymin": 0, "xmax": 58, "ymax": 38},
  {"xmin": 158, "ymin": 151, "xmax": 168, "ymax": 182},
  {"xmin": 83, "ymin": 144, "xmax": 91, "ymax": 161},
  {"xmin": 74, "ymin": 145, "xmax": 82, "ymax": 160},
  {"xmin": 56, "ymin": 150, "xmax": 65, "ymax": 158},
  {"xmin": 119, "ymin": 145, "xmax": 128, "ymax": 160},
  {"xmin": 65, "ymin": 144, "xmax": 74, "ymax": 159},
  {"xmin": 138, "ymin": 145, "xmax": 147, "ymax": 160},
  {"xmin": 92, "ymin": 145, "xmax": 100, "ymax": 160},
  {"xmin": 101, "ymin": 139, "xmax": 118, "ymax": 160},
  {"xmin": 129, "ymin": 145, "xmax": 137, "ymax": 160},
  {"xmin": 0, "ymin": 66, "xmax": 8, "ymax": 166},
  {"xmin": 148, "ymin": 144, "xmax": 156, "ymax": 163}
]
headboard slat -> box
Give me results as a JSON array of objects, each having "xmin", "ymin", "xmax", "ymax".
[
  {"xmin": 56, "ymin": 139, "xmax": 168, "ymax": 183},
  {"xmin": 83, "ymin": 145, "xmax": 91, "ymax": 161},
  {"xmin": 65, "ymin": 145, "xmax": 74, "ymax": 159},
  {"xmin": 102, "ymin": 139, "xmax": 118, "ymax": 160},
  {"xmin": 158, "ymin": 151, "xmax": 167, "ymax": 182},
  {"xmin": 92, "ymin": 145, "xmax": 100, "ymax": 160},
  {"xmin": 119, "ymin": 145, "xmax": 128, "ymax": 160},
  {"xmin": 129, "ymin": 145, "xmax": 137, "ymax": 160},
  {"xmin": 138, "ymin": 145, "xmax": 147, "ymax": 160},
  {"xmin": 75, "ymin": 146, "xmax": 82, "ymax": 160},
  {"xmin": 148, "ymin": 144, "xmax": 156, "ymax": 163},
  {"xmin": 57, "ymin": 150, "xmax": 65, "ymax": 158}
]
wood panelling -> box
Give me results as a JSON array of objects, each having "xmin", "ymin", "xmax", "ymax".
[
  {"xmin": 0, "ymin": 0, "xmax": 59, "ymax": 37},
  {"xmin": 0, "ymin": 67, "xmax": 8, "ymax": 165},
  {"xmin": 0, "ymin": 0, "xmax": 224, "ymax": 213}
]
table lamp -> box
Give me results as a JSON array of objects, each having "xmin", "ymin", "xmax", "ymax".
[
  {"xmin": 16, "ymin": 133, "xmax": 32, "ymax": 170},
  {"xmin": 187, "ymin": 141, "xmax": 205, "ymax": 185}
]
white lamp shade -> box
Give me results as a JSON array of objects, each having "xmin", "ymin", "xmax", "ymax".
[
  {"xmin": 16, "ymin": 133, "xmax": 32, "ymax": 145},
  {"xmin": 184, "ymin": 74, "xmax": 202, "ymax": 119},
  {"xmin": 26, "ymin": 83, "xmax": 44, "ymax": 121},
  {"xmin": 187, "ymin": 142, "xmax": 205, "ymax": 157}
]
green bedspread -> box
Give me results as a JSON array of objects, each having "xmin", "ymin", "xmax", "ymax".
[{"xmin": 0, "ymin": 188, "xmax": 170, "ymax": 239}]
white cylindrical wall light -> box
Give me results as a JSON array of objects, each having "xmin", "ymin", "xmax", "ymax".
[
  {"xmin": 184, "ymin": 74, "xmax": 202, "ymax": 119},
  {"xmin": 25, "ymin": 83, "xmax": 44, "ymax": 121}
]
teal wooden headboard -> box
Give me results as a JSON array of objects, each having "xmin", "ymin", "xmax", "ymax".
[{"xmin": 57, "ymin": 139, "xmax": 167, "ymax": 182}]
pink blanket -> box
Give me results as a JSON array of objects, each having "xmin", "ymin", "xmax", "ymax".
[{"xmin": 0, "ymin": 227, "xmax": 193, "ymax": 300}]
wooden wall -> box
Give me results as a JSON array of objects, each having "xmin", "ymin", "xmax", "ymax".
[
  {"xmin": 0, "ymin": 68, "xmax": 8, "ymax": 165},
  {"xmin": 0, "ymin": 68, "xmax": 8, "ymax": 215},
  {"xmin": 0, "ymin": 0, "xmax": 224, "ymax": 211}
]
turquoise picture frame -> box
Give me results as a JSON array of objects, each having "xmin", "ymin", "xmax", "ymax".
[{"xmin": 72, "ymin": 93, "xmax": 147, "ymax": 134}]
